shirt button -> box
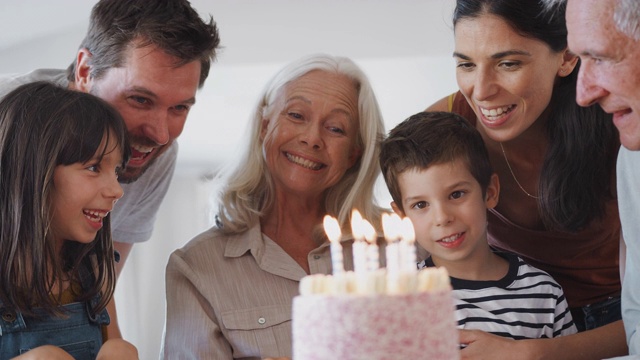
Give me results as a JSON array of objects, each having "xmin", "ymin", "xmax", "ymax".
[
  {"xmin": 258, "ymin": 317, "xmax": 266, "ymax": 325},
  {"xmin": 313, "ymin": 255, "xmax": 321, "ymax": 260}
]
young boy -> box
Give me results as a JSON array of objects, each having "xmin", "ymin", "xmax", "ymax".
[{"xmin": 380, "ymin": 111, "xmax": 577, "ymax": 339}]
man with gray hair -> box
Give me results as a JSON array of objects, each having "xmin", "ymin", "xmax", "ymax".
[{"xmin": 548, "ymin": 0, "xmax": 640, "ymax": 354}]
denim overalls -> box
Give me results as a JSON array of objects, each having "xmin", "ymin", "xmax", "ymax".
[{"xmin": 0, "ymin": 269, "xmax": 110, "ymax": 360}]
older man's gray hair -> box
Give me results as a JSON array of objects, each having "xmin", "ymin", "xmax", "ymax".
[{"xmin": 543, "ymin": 0, "xmax": 640, "ymax": 40}]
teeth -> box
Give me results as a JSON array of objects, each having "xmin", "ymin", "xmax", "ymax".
[
  {"xmin": 440, "ymin": 233, "xmax": 461, "ymax": 243},
  {"xmin": 84, "ymin": 210, "xmax": 108, "ymax": 222},
  {"xmin": 132, "ymin": 144, "xmax": 153, "ymax": 153},
  {"xmin": 286, "ymin": 153, "xmax": 323, "ymax": 170},
  {"xmin": 480, "ymin": 105, "xmax": 514, "ymax": 119}
]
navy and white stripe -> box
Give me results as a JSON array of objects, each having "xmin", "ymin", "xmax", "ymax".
[{"xmin": 419, "ymin": 252, "xmax": 577, "ymax": 339}]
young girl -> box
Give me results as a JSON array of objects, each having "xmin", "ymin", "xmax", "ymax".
[{"xmin": 0, "ymin": 81, "xmax": 137, "ymax": 360}]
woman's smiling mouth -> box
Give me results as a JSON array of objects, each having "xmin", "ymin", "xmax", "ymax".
[{"xmin": 286, "ymin": 152, "xmax": 324, "ymax": 170}]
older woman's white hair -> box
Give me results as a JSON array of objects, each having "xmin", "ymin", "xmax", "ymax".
[{"xmin": 217, "ymin": 53, "xmax": 386, "ymax": 234}]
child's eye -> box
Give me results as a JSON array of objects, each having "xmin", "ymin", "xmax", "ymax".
[
  {"xmin": 450, "ymin": 190, "xmax": 465, "ymax": 200},
  {"xmin": 86, "ymin": 164, "xmax": 99, "ymax": 173},
  {"xmin": 411, "ymin": 201, "xmax": 428, "ymax": 210}
]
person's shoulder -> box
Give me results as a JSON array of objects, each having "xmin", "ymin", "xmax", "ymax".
[
  {"xmin": 152, "ymin": 142, "xmax": 179, "ymax": 170},
  {"xmin": 166, "ymin": 226, "xmax": 232, "ymax": 286},
  {"xmin": 0, "ymin": 69, "xmax": 67, "ymax": 87},
  {"xmin": 175, "ymin": 226, "xmax": 226, "ymax": 256},
  {"xmin": 167, "ymin": 226, "xmax": 228, "ymax": 271},
  {"xmin": 618, "ymin": 146, "xmax": 640, "ymax": 170},
  {"xmin": 508, "ymin": 253, "xmax": 562, "ymax": 286},
  {"xmin": 121, "ymin": 142, "xmax": 178, "ymax": 193},
  {"xmin": 165, "ymin": 141, "xmax": 179, "ymax": 157},
  {"xmin": 0, "ymin": 69, "xmax": 68, "ymax": 99},
  {"xmin": 425, "ymin": 95, "xmax": 451, "ymax": 112}
]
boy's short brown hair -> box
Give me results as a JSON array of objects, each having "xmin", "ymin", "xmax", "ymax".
[{"xmin": 380, "ymin": 111, "xmax": 493, "ymax": 211}]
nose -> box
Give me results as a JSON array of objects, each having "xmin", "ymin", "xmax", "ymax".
[
  {"xmin": 576, "ymin": 64, "xmax": 608, "ymax": 107},
  {"xmin": 143, "ymin": 111, "xmax": 171, "ymax": 145},
  {"xmin": 105, "ymin": 174, "xmax": 124, "ymax": 202},
  {"xmin": 473, "ymin": 68, "xmax": 499, "ymax": 101},
  {"xmin": 433, "ymin": 203, "xmax": 453, "ymax": 227},
  {"xmin": 300, "ymin": 122, "xmax": 323, "ymax": 150}
]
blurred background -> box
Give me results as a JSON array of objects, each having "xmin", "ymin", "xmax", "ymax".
[{"xmin": 0, "ymin": 1, "xmax": 458, "ymax": 358}]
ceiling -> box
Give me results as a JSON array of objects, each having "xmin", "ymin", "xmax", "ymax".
[{"xmin": 0, "ymin": 0, "xmax": 459, "ymax": 173}]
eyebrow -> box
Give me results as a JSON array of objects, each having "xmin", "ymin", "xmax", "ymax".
[
  {"xmin": 453, "ymin": 49, "xmax": 532, "ymax": 60},
  {"xmin": 575, "ymin": 48, "xmax": 608, "ymax": 60},
  {"xmin": 129, "ymin": 86, "xmax": 197, "ymax": 105},
  {"xmin": 285, "ymin": 96, "xmax": 354, "ymax": 119},
  {"xmin": 402, "ymin": 180, "xmax": 473, "ymax": 203},
  {"xmin": 286, "ymin": 95, "xmax": 312, "ymax": 105}
]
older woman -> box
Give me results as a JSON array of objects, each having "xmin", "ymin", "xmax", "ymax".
[{"xmin": 161, "ymin": 54, "xmax": 386, "ymax": 359}]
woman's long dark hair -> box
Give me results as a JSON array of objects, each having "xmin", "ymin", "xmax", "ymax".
[
  {"xmin": 454, "ymin": 0, "xmax": 618, "ymax": 231},
  {"xmin": 0, "ymin": 81, "xmax": 131, "ymax": 316}
]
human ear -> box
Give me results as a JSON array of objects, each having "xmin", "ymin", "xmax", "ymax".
[
  {"xmin": 558, "ymin": 49, "xmax": 579, "ymax": 77},
  {"xmin": 74, "ymin": 48, "xmax": 94, "ymax": 92},
  {"xmin": 485, "ymin": 173, "xmax": 500, "ymax": 209},
  {"xmin": 260, "ymin": 118, "xmax": 270, "ymax": 141},
  {"xmin": 348, "ymin": 146, "xmax": 362, "ymax": 168},
  {"xmin": 391, "ymin": 201, "xmax": 405, "ymax": 217}
]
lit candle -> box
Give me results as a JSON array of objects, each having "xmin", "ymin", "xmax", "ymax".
[
  {"xmin": 382, "ymin": 212, "xmax": 402, "ymax": 274},
  {"xmin": 400, "ymin": 217, "xmax": 417, "ymax": 272},
  {"xmin": 362, "ymin": 218, "xmax": 379, "ymax": 271},
  {"xmin": 350, "ymin": 209, "xmax": 367, "ymax": 274},
  {"xmin": 323, "ymin": 215, "xmax": 344, "ymax": 275}
]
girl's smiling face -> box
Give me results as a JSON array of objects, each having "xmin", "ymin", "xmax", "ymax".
[{"xmin": 50, "ymin": 132, "xmax": 124, "ymax": 248}]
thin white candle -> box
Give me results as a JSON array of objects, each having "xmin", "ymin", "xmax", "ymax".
[
  {"xmin": 323, "ymin": 215, "xmax": 344, "ymax": 275},
  {"xmin": 400, "ymin": 217, "xmax": 417, "ymax": 272},
  {"xmin": 362, "ymin": 218, "xmax": 379, "ymax": 271},
  {"xmin": 350, "ymin": 209, "xmax": 367, "ymax": 274},
  {"xmin": 382, "ymin": 213, "xmax": 402, "ymax": 274}
]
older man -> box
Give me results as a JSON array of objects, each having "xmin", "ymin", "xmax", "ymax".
[{"xmin": 562, "ymin": 0, "xmax": 640, "ymax": 354}]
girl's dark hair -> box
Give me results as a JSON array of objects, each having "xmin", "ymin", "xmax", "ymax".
[
  {"xmin": 454, "ymin": 0, "xmax": 618, "ymax": 231},
  {"xmin": 0, "ymin": 81, "xmax": 131, "ymax": 316}
]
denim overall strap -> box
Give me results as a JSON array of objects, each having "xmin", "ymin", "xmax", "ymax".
[
  {"xmin": 0, "ymin": 305, "xmax": 28, "ymax": 336},
  {"xmin": 78, "ymin": 264, "xmax": 111, "ymax": 326},
  {"xmin": 0, "ymin": 265, "xmax": 110, "ymax": 360}
]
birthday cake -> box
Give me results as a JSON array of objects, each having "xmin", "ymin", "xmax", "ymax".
[{"xmin": 292, "ymin": 268, "xmax": 460, "ymax": 360}]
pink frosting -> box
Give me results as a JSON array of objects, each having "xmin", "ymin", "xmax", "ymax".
[{"xmin": 293, "ymin": 290, "xmax": 460, "ymax": 360}]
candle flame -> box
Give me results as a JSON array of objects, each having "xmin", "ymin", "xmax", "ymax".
[
  {"xmin": 362, "ymin": 219, "xmax": 377, "ymax": 244},
  {"xmin": 323, "ymin": 215, "xmax": 341, "ymax": 243},
  {"xmin": 382, "ymin": 212, "xmax": 402, "ymax": 242},
  {"xmin": 350, "ymin": 209, "xmax": 364, "ymax": 241},
  {"xmin": 400, "ymin": 217, "xmax": 415, "ymax": 243}
]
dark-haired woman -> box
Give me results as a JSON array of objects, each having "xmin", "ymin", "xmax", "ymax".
[{"xmin": 427, "ymin": 0, "xmax": 625, "ymax": 358}]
